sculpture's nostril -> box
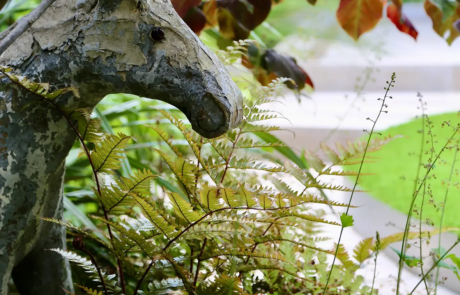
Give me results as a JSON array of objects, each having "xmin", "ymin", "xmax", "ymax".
[{"xmin": 196, "ymin": 92, "xmax": 225, "ymax": 133}]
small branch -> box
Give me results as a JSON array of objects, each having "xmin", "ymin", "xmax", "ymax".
[
  {"xmin": 194, "ymin": 238, "xmax": 207, "ymax": 288},
  {"xmin": 133, "ymin": 259, "xmax": 155, "ymax": 295},
  {"xmin": 82, "ymin": 249, "xmax": 109, "ymax": 295},
  {"xmin": 0, "ymin": 0, "xmax": 57, "ymax": 55},
  {"xmin": 190, "ymin": 248, "xmax": 194, "ymax": 273}
]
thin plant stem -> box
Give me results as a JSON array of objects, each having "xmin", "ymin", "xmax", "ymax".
[
  {"xmin": 133, "ymin": 259, "xmax": 155, "ymax": 295},
  {"xmin": 370, "ymin": 231, "xmax": 380, "ymax": 295},
  {"xmin": 434, "ymin": 137, "xmax": 459, "ymax": 294},
  {"xmin": 396, "ymin": 123, "xmax": 460, "ymax": 294},
  {"xmin": 82, "ymin": 249, "xmax": 109, "ymax": 295},
  {"xmin": 410, "ymin": 240, "xmax": 460, "ymax": 294},
  {"xmin": 323, "ymin": 73, "xmax": 396, "ymax": 294},
  {"xmin": 194, "ymin": 238, "xmax": 208, "ymax": 288}
]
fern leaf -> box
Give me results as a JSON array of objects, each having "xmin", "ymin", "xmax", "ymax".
[
  {"xmin": 76, "ymin": 285, "xmax": 103, "ymax": 295},
  {"xmin": 376, "ymin": 227, "xmax": 460, "ymax": 251},
  {"xmin": 91, "ymin": 133, "xmax": 131, "ymax": 173},
  {"xmin": 335, "ymin": 243, "xmax": 358, "ymax": 271},
  {"xmin": 155, "ymin": 149, "xmax": 197, "ymax": 192},
  {"xmin": 320, "ymin": 142, "xmax": 341, "ymax": 164},
  {"xmin": 353, "ymin": 237, "xmax": 374, "ymax": 263},
  {"xmin": 90, "ymin": 215, "xmax": 162, "ymax": 256},
  {"xmin": 131, "ymin": 194, "xmax": 176, "ymax": 236},
  {"xmin": 180, "ymin": 224, "xmax": 251, "ymax": 241},
  {"xmin": 236, "ymin": 185, "xmax": 258, "ymax": 208},
  {"xmin": 148, "ymin": 125, "xmax": 184, "ymax": 157},
  {"xmin": 42, "ymin": 218, "xmax": 108, "ymax": 247},
  {"xmin": 200, "ymin": 185, "xmax": 225, "ymax": 211},
  {"xmin": 336, "ymin": 142, "xmax": 351, "ymax": 159},
  {"xmin": 99, "ymin": 169, "xmax": 157, "ymax": 212},
  {"xmin": 50, "ymin": 249, "xmax": 122, "ymax": 294},
  {"xmin": 254, "ymin": 235, "xmax": 334, "ymax": 255},
  {"xmin": 320, "ymin": 169, "xmax": 375, "ymax": 176},
  {"xmin": 235, "ymin": 137, "xmax": 285, "ymax": 149},
  {"xmin": 218, "ymin": 187, "xmax": 241, "ymax": 207},
  {"xmin": 241, "ymin": 123, "xmax": 282, "ymax": 134},
  {"xmin": 304, "ymin": 150, "xmax": 325, "ymax": 172},
  {"xmin": 168, "ymin": 192, "xmax": 203, "ymax": 223},
  {"xmin": 273, "ymin": 211, "xmax": 341, "ymax": 226},
  {"xmin": 70, "ymin": 109, "xmax": 104, "ymax": 143}
]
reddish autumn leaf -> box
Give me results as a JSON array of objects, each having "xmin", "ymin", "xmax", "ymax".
[
  {"xmin": 387, "ymin": 3, "xmax": 418, "ymax": 40},
  {"xmin": 424, "ymin": 0, "xmax": 460, "ymax": 44},
  {"xmin": 171, "ymin": 0, "xmax": 201, "ymax": 18},
  {"xmin": 336, "ymin": 0, "xmax": 384, "ymax": 40},
  {"xmin": 217, "ymin": 0, "xmax": 272, "ymax": 40},
  {"xmin": 183, "ymin": 7, "xmax": 207, "ymax": 34}
]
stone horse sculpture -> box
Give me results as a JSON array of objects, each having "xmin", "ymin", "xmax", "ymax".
[{"xmin": 0, "ymin": 0, "xmax": 243, "ymax": 293}]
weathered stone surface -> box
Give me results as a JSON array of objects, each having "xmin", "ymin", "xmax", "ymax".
[{"xmin": 0, "ymin": 0, "xmax": 243, "ymax": 293}]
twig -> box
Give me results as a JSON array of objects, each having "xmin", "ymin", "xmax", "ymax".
[
  {"xmin": 324, "ymin": 73, "xmax": 396, "ymax": 294},
  {"xmin": 133, "ymin": 259, "xmax": 155, "ymax": 295},
  {"xmin": 410, "ymin": 240, "xmax": 460, "ymax": 294},
  {"xmin": 82, "ymin": 249, "xmax": 109, "ymax": 295},
  {"xmin": 194, "ymin": 238, "xmax": 208, "ymax": 288},
  {"xmin": 0, "ymin": 0, "xmax": 57, "ymax": 55}
]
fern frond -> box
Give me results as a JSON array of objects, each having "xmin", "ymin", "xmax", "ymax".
[
  {"xmin": 335, "ymin": 244, "xmax": 358, "ymax": 271},
  {"xmin": 294, "ymin": 194, "xmax": 358, "ymax": 208},
  {"xmin": 180, "ymin": 224, "xmax": 251, "ymax": 241},
  {"xmin": 90, "ymin": 215, "xmax": 162, "ymax": 257},
  {"xmin": 320, "ymin": 169, "xmax": 375, "ymax": 176},
  {"xmin": 0, "ymin": 66, "xmax": 79, "ymax": 100},
  {"xmin": 203, "ymin": 250, "xmax": 293, "ymax": 266},
  {"xmin": 155, "ymin": 149, "xmax": 198, "ymax": 193},
  {"xmin": 304, "ymin": 150, "xmax": 326, "ymax": 172},
  {"xmin": 237, "ymin": 265, "xmax": 319, "ymax": 284},
  {"xmin": 236, "ymin": 185, "xmax": 258, "ymax": 208},
  {"xmin": 148, "ymin": 125, "xmax": 184, "ymax": 157},
  {"xmin": 227, "ymin": 157, "xmax": 286, "ymax": 173},
  {"xmin": 200, "ymin": 185, "xmax": 225, "ymax": 210},
  {"xmin": 42, "ymin": 218, "xmax": 108, "ymax": 247},
  {"xmin": 353, "ymin": 237, "xmax": 374, "ymax": 263},
  {"xmin": 168, "ymin": 192, "xmax": 203, "ymax": 223},
  {"xmin": 50, "ymin": 249, "xmax": 122, "ymax": 294},
  {"xmin": 149, "ymin": 278, "xmax": 184, "ymax": 293},
  {"xmin": 76, "ymin": 285, "xmax": 103, "ymax": 295},
  {"xmin": 91, "ymin": 133, "xmax": 131, "ymax": 173},
  {"xmin": 131, "ymin": 194, "xmax": 176, "ymax": 236},
  {"xmin": 254, "ymin": 235, "xmax": 334, "ymax": 255},
  {"xmin": 70, "ymin": 109, "xmax": 104, "ymax": 143},
  {"xmin": 273, "ymin": 211, "xmax": 341, "ymax": 226},
  {"xmin": 241, "ymin": 123, "xmax": 282, "ymax": 134},
  {"xmin": 235, "ymin": 137, "xmax": 285, "ymax": 149},
  {"xmin": 320, "ymin": 142, "xmax": 341, "ymax": 164},
  {"xmin": 100, "ymin": 169, "xmax": 157, "ymax": 212},
  {"xmin": 375, "ymin": 227, "xmax": 460, "ymax": 251}
]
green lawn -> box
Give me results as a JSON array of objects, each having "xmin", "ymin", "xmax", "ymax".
[{"xmin": 348, "ymin": 112, "xmax": 460, "ymax": 228}]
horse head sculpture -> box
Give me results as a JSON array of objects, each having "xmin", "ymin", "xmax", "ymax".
[{"xmin": 0, "ymin": 0, "xmax": 243, "ymax": 293}]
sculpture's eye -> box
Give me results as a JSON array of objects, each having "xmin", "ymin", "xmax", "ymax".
[{"xmin": 150, "ymin": 27, "xmax": 165, "ymax": 41}]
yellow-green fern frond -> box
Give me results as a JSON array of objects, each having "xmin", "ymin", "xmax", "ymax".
[
  {"xmin": 91, "ymin": 133, "xmax": 131, "ymax": 173},
  {"xmin": 69, "ymin": 109, "xmax": 103, "ymax": 143},
  {"xmin": 148, "ymin": 125, "xmax": 184, "ymax": 157},
  {"xmin": 76, "ymin": 285, "xmax": 103, "ymax": 295},
  {"xmin": 273, "ymin": 211, "xmax": 341, "ymax": 226},
  {"xmin": 90, "ymin": 215, "xmax": 162, "ymax": 257},
  {"xmin": 235, "ymin": 137, "xmax": 285, "ymax": 149},
  {"xmin": 155, "ymin": 149, "xmax": 198, "ymax": 193},
  {"xmin": 131, "ymin": 194, "xmax": 176, "ymax": 236},
  {"xmin": 180, "ymin": 224, "xmax": 252, "ymax": 241},
  {"xmin": 254, "ymin": 235, "xmax": 334, "ymax": 255},
  {"xmin": 50, "ymin": 249, "xmax": 122, "ymax": 294},
  {"xmin": 200, "ymin": 185, "xmax": 225, "ymax": 210},
  {"xmin": 42, "ymin": 218, "xmax": 108, "ymax": 247},
  {"xmin": 353, "ymin": 237, "xmax": 374, "ymax": 263},
  {"xmin": 236, "ymin": 185, "xmax": 258, "ymax": 208},
  {"xmin": 0, "ymin": 66, "xmax": 79, "ymax": 100},
  {"xmin": 334, "ymin": 243, "xmax": 358, "ymax": 271},
  {"xmin": 304, "ymin": 150, "xmax": 326, "ymax": 172},
  {"xmin": 320, "ymin": 142, "xmax": 341, "ymax": 164},
  {"xmin": 100, "ymin": 169, "xmax": 157, "ymax": 212},
  {"xmin": 168, "ymin": 192, "xmax": 203, "ymax": 223}
]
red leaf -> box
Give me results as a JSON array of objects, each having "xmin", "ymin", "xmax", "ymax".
[
  {"xmin": 183, "ymin": 7, "xmax": 207, "ymax": 34},
  {"xmin": 171, "ymin": 0, "xmax": 201, "ymax": 18},
  {"xmin": 217, "ymin": 0, "xmax": 272, "ymax": 40},
  {"xmin": 387, "ymin": 3, "xmax": 418, "ymax": 40}
]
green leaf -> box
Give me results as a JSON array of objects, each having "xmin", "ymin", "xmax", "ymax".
[
  {"xmin": 353, "ymin": 237, "xmax": 374, "ymax": 263},
  {"xmin": 390, "ymin": 247, "xmax": 421, "ymax": 268},
  {"xmin": 91, "ymin": 133, "xmax": 131, "ymax": 173},
  {"xmin": 340, "ymin": 213, "xmax": 354, "ymax": 228}
]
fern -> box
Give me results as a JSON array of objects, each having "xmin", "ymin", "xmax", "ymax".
[{"xmin": 91, "ymin": 133, "xmax": 131, "ymax": 173}]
